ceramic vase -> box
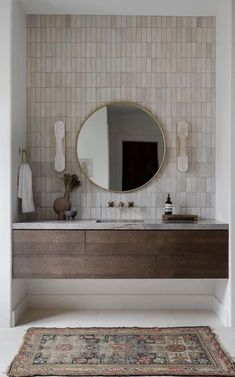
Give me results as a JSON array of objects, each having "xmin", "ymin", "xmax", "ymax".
[{"xmin": 53, "ymin": 191, "xmax": 71, "ymax": 220}]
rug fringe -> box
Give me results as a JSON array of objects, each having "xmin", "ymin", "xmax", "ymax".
[{"xmin": 6, "ymin": 327, "xmax": 35, "ymax": 377}]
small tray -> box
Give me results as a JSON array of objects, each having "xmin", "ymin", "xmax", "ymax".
[{"xmin": 162, "ymin": 214, "xmax": 198, "ymax": 223}]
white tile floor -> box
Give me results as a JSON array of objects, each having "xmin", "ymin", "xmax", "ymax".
[{"xmin": 1, "ymin": 309, "xmax": 235, "ymax": 377}]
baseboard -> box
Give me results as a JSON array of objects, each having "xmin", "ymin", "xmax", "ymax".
[
  {"xmin": 11, "ymin": 295, "xmax": 28, "ymax": 326},
  {"xmin": 212, "ymin": 296, "xmax": 229, "ymax": 326},
  {"xmin": 27, "ymin": 293, "xmax": 214, "ymax": 311}
]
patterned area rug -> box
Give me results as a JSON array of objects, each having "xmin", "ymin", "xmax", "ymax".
[{"xmin": 8, "ymin": 326, "xmax": 235, "ymax": 376}]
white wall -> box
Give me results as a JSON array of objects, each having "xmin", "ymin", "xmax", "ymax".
[
  {"xmin": 11, "ymin": 0, "xmax": 26, "ymax": 222},
  {"xmin": 26, "ymin": 279, "xmax": 215, "ymax": 311},
  {"xmin": 11, "ymin": 0, "xmax": 27, "ymax": 320},
  {"xmin": 78, "ymin": 107, "xmax": 109, "ymax": 189},
  {"xmin": 214, "ymin": 0, "xmax": 232, "ymax": 326},
  {"xmin": 0, "ymin": 0, "xmax": 26, "ymax": 327},
  {"xmin": 216, "ymin": 3, "xmax": 231, "ymax": 222},
  {"xmin": 0, "ymin": 0, "xmax": 13, "ymax": 327},
  {"xmin": 230, "ymin": 0, "xmax": 235, "ymax": 326},
  {"xmin": 19, "ymin": 0, "xmax": 228, "ymax": 16}
]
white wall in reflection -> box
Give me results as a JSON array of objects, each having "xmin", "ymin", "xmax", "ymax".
[{"xmin": 78, "ymin": 106, "xmax": 109, "ymax": 189}]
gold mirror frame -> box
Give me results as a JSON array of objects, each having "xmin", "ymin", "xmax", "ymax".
[{"xmin": 76, "ymin": 102, "xmax": 166, "ymax": 193}]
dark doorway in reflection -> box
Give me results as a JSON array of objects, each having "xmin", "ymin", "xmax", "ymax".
[{"xmin": 122, "ymin": 141, "xmax": 158, "ymax": 191}]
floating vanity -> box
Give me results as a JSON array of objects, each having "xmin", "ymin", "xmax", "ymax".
[{"xmin": 12, "ymin": 220, "xmax": 228, "ymax": 279}]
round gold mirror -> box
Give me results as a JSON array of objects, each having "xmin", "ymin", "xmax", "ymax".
[{"xmin": 76, "ymin": 103, "xmax": 166, "ymax": 192}]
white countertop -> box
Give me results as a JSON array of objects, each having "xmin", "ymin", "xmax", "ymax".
[{"xmin": 12, "ymin": 219, "xmax": 229, "ymax": 230}]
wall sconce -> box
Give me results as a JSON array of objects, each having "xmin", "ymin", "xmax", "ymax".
[
  {"xmin": 176, "ymin": 121, "xmax": 188, "ymax": 173},
  {"xmin": 54, "ymin": 121, "xmax": 65, "ymax": 173}
]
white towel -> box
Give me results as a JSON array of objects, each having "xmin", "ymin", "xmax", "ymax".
[{"xmin": 18, "ymin": 163, "xmax": 35, "ymax": 213}]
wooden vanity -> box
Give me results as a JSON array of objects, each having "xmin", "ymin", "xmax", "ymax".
[{"xmin": 12, "ymin": 222, "xmax": 229, "ymax": 279}]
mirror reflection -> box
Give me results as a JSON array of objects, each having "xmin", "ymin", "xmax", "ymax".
[{"xmin": 77, "ymin": 103, "xmax": 165, "ymax": 192}]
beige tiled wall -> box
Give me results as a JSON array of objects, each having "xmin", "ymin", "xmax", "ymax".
[{"xmin": 26, "ymin": 15, "xmax": 216, "ymax": 220}]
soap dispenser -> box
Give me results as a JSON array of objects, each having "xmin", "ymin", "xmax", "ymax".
[{"xmin": 165, "ymin": 194, "xmax": 172, "ymax": 215}]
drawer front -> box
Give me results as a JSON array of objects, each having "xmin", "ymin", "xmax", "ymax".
[
  {"xmin": 84, "ymin": 253, "xmax": 228, "ymax": 279},
  {"xmin": 13, "ymin": 255, "xmax": 84, "ymax": 278},
  {"xmin": 13, "ymin": 230, "xmax": 85, "ymax": 255},
  {"xmin": 85, "ymin": 230, "xmax": 228, "ymax": 278},
  {"xmin": 157, "ymin": 254, "xmax": 228, "ymax": 278},
  {"xmin": 86, "ymin": 231, "xmax": 156, "ymax": 255},
  {"xmin": 86, "ymin": 230, "xmax": 228, "ymax": 255},
  {"xmin": 149, "ymin": 230, "xmax": 228, "ymax": 255},
  {"xmin": 85, "ymin": 255, "xmax": 160, "ymax": 278}
]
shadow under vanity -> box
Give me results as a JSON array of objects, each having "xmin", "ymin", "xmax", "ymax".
[{"xmin": 14, "ymin": 103, "xmax": 228, "ymax": 280}]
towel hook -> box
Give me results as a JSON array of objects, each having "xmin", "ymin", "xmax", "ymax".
[{"xmin": 19, "ymin": 147, "xmax": 29, "ymax": 164}]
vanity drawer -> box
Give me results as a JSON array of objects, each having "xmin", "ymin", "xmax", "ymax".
[
  {"xmin": 157, "ymin": 254, "xmax": 228, "ymax": 278},
  {"xmin": 149, "ymin": 230, "xmax": 228, "ymax": 255},
  {"xmin": 85, "ymin": 230, "xmax": 228, "ymax": 256},
  {"xmin": 85, "ymin": 230, "xmax": 228, "ymax": 278},
  {"xmin": 86, "ymin": 231, "xmax": 156, "ymax": 255},
  {"xmin": 13, "ymin": 255, "xmax": 84, "ymax": 278},
  {"xmin": 85, "ymin": 255, "xmax": 161, "ymax": 278},
  {"xmin": 13, "ymin": 230, "xmax": 85, "ymax": 255},
  {"xmin": 84, "ymin": 253, "xmax": 228, "ymax": 279}
]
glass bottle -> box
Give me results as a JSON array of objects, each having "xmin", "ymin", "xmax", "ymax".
[{"xmin": 165, "ymin": 194, "xmax": 172, "ymax": 215}]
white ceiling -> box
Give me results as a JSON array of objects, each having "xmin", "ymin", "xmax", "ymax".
[{"xmin": 19, "ymin": 0, "xmax": 220, "ymax": 16}]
